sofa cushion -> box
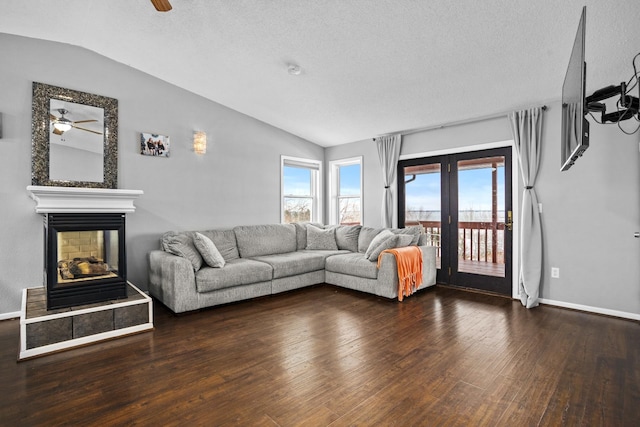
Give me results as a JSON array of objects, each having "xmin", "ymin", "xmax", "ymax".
[
  {"xmin": 396, "ymin": 234, "xmax": 415, "ymax": 248},
  {"xmin": 366, "ymin": 233, "xmax": 397, "ymax": 261},
  {"xmin": 195, "ymin": 258, "xmax": 273, "ymax": 292},
  {"xmin": 327, "ymin": 225, "xmax": 361, "ymax": 252},
  {"xmin": 251, "ymin": 250, "xmax": 344, "ymax": 279},
  {"xmin": 193, "ymin": 232, "xmax": 225, "ymax": 268},
  {"xmin": 199, "ymin": 229, "xmax": 240, "ymax": 261},
  {"xmin": 325, "ymin": 252, "xmax": 379, "ymax": 279},
  {"xmin": 366, "ymin": 234, "xmax": 414, "ymax": 261},
  {"xmin": 161, "ymin": 231, "xmax": 203, "ymax": 271},
  {"xmin": 391, "ymin": 226, "xmax": 422, "ymax": 245},
  {"xmin": 306, "ymin": 225, "xmax": 338, "ymax": 250},
  {"xmin": 234, "ymin": 224, "xmax": 297, "ymax": 258},
  {"xmin": 364, "ymin": 229, "xmax": 395, "ymax": 259},
  {"xmin": 358, "ymin": 227, "xmax": 385, "ymax": 253}
]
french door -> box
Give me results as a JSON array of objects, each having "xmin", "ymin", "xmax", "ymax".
[{"xmin": 398, "ymin": 147, "xmax": 513, "ymax": 295}]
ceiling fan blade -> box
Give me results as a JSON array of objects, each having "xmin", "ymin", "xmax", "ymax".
[
  {"xmin": 50, "ymin": 114, "xmax": 59, "ymax": 120},
  {"xmin": 52, "ymin": 127, "xmax": 64, "ymax": 135},
  {"xmin": 150, "ymin": 0, "xmax": 172, "ymax": 12},
  {"xmin": 72, "ymin": 125, "xmax": 103, "ymax": 135},
  {"xmin": 73, "ymin": 119, "xmax": 98, "ymax": 124}
]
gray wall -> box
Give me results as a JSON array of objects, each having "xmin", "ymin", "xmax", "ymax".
[
  {"xmin": 326, "ymin": 107, "xmax": 640, "ymax": 316},
  {"xmin": 2, "ymin": 33, "xmax": 638, "ymax": 317},
  {"xmin": 0, "ymin": 34, "xmax": 323, "ymax": 314}
]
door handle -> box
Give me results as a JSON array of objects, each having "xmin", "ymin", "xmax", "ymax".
[{"xmin": 505, "ymin": 210, "xmax": 513, "ymax": 231}]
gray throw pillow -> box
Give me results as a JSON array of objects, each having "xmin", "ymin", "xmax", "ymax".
[
  {"xmin": 161, "ymin": 231, "xmax": 203, "ymax": 271},
  {"xmin": 193, "ymin": 232, "xmax": 226, "ymax": 268},
  {"xmin": 358, "ymin": 227, "xmax": 384, "ymax": 253},
  {"xmin": 330, "ymin": 225, "xmax": 361, "ymax": 252},
  {"xmin": 364, "ymin": 229, "xmax": 394, "ymax": 259},
  {"xmin": 199, "ymin": 229, "xmax": 240, "ymax": 261},
  {"xmin": 392, "ymin": 226, "xmax": 421, "ymax": 245},
  {"xmin": 293, "ymin": 222, "xmax": 324, "ymax": 250},
  {"xmin": 366, "ymin": 234, "xmax": 416, "ymax": 261},
  {"xmin": 306, "ymin": 225, "xmax": 338, "ymax": 250},
  {"xmin": 366, "ymin": 234, "xmax": 398, "ymax": 261},
  {"xmin": 395, "ymin": 234, "xmax": 415, "ymax": 248}
]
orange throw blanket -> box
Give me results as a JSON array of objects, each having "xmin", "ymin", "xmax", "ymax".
[{"xmin": 377, "ymin": 246, "xmax": 423, "ymax": 301}]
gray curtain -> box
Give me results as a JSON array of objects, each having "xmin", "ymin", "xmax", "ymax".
[
  {"xmin": 509, "ymin": 108, "xmax": 543, "ymax": 308},
  {"xmin": 375, "ymin": 134, "xmax": 401, "ymax": 228}
]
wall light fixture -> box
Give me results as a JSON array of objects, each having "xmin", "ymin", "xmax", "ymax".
[{"xmin": 193, "ymin": 131, "xmax": 207, "ymax": 154}]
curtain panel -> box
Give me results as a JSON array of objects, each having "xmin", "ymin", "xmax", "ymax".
[
  {"xmin": 509, "ymin": 108, "xmax": 544, "ymax": 308},
  {"xmin": 375, "ymin": 134, "xmax": 401, "ymax": 228}
]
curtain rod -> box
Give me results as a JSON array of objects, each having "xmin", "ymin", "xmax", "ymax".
[{"xmin": 373, "ymin": 105, "xmax": 547, "ymax": 140}]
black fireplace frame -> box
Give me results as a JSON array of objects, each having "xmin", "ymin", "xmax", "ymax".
[{"xmin": 45, "ymin": 213, "xmax": 127, "ymax": 310}]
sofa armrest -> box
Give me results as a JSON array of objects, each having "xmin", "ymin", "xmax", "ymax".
[
  {"xmin": 148, "ymin": 250, "xmax": 198, "ymax": 313},
  {"xmin": 377, "ymin": 245, "xmax": 437, "ymax": 294},
  {"xmin": 419, "ymin": 245, "xmax": 437, "ymax": 287}
]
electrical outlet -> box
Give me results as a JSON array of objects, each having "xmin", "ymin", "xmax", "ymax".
[{"xmin": 551, "ymin": 267, "xmax": 560, "ymax": 278}]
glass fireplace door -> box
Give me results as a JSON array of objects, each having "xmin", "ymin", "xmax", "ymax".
[{"xmin": 45, "ymin": 213, "xmax": 127, "ymax": 309}]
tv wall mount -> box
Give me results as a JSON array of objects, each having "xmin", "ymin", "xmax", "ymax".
[{"xmin": 586, "ymin": 81, "xmax": 639, "ymax": 123}]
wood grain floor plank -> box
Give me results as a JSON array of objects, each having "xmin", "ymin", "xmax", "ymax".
[{"xmin": 1, "ymin": 285, "xmax": 638, "ymax": 426}]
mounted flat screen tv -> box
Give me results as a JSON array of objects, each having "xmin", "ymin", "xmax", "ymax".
[{"xmin": 561, "ymin": 7, "xmax": 589, "ymax": 171}]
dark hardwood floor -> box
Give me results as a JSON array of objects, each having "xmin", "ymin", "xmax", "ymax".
[{"xmin": 1, "ymin": 285, "xmax": 638, "ymax": 426}]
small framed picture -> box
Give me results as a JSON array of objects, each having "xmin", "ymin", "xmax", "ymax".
[{"xmin": 140, "ymin": 132, "xmax": 170, "ymax": 157}]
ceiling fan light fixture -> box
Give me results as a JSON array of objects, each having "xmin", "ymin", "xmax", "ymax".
[
  {"xmin": 150, "ymin": 0, "xmax": 172, "ymax": 12},
  {"xmin": 53, "ymin": 120, "xmax": 72, "ymax": 133}
]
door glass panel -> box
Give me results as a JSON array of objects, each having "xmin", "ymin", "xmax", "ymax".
[
  {"xmin": 457, "ymin": 156, "xmax": 505, "ymax": 277},
  {"xmin": 403, "ymin": 163, "xmax": 441, "ymax": 269}
]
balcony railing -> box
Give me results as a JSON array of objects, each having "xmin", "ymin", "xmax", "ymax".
[{"xmin": 407, "ymin": 220, "xmax": 505, "ymax": 272}]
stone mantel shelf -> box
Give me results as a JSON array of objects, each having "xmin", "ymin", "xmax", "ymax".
[{"xmin": 26, "ymin": 186, "xmax": 144, "ymax": 214}]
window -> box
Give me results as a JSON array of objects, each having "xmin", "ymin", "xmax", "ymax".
[
  {"xmin": 281, "ymin": 156, "xmax": 322, "ymax": 223},
  {"xmin": 330, "ymin": 157, "xmax": 363, "ymax": 225}
]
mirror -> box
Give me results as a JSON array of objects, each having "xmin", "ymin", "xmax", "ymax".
[{"xmin": 32, "ymin": 82, "xmax": 118, "ymax": 188}]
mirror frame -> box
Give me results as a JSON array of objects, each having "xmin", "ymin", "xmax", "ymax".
[{"xmin": 31, "ymin": 82, "xmax": 118, "ymax": 188}]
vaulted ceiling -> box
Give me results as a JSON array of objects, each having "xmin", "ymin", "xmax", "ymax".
[{"xmin": 2, "ymin": 0, "xmax": 639, "ymax": 146}]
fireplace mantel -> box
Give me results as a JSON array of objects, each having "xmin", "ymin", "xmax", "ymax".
[{"xmin": 27, "ymin": 186, "xmax": 144, "ymax": 214}]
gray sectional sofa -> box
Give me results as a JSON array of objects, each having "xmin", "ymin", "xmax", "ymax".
[{"xmin": 148, "ymin": 223, "xmax": 437, "ymax": 313}]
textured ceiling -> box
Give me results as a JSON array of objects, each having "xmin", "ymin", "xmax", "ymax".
[{"xmin": 1, "ymin": 0, "xmax": 639, "ymax": 146}]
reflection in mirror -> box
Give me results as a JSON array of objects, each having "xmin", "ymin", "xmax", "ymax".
[
  {"xmin": 31, "ymin": 82, "xmax": 118, "ymax": 188},
  {"xmin": 49, "ymin": 100, "xmax": 105, "ymax": 183}
]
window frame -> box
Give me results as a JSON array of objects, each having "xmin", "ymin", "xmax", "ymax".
[
  {"xmin": 281, "ymin": 155, "xmax": 323, "ymax": 224},
  {"xmin": 329, "ymin": 156, "xmax": 363, "ymax": 225}
]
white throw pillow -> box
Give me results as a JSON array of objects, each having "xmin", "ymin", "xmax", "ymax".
[{"xmin": 193, "ymin": 232, "xmax": 226, "ymax": 268}]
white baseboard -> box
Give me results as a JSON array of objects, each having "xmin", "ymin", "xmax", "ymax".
[
  {"xmin": 539, "ymin": 298, "xmax": 640, "ymax": 321},
  {"xmin": 0, "ymin": 311, "xmax": 21, "ymax": 321}
]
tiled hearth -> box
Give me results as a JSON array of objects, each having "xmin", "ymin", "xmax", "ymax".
[{"xmin": 19, "ymin": 282, "xmax": 153, "ymax": 360}]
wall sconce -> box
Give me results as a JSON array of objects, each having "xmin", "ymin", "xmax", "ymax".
[{"xmin": 193, "ymin": 131, "xmax": 206, "ymax": 154}]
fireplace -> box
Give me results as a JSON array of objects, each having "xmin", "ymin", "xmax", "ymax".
[
  {"xmin": 45, "ymin": 213, "xmax": 127, "ymax": 310},
  {"xmin": 27, "ymin": 185, "xmax": 143, "ymax": 311}
]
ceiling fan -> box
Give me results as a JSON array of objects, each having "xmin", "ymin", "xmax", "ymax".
[
  {"xmin": 50, "ymin": 109, "xmax": 103, "ymax": 136},
  {"xmin": 150, "ymin": 0, "xmax": 172, "ymax": 12}
]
